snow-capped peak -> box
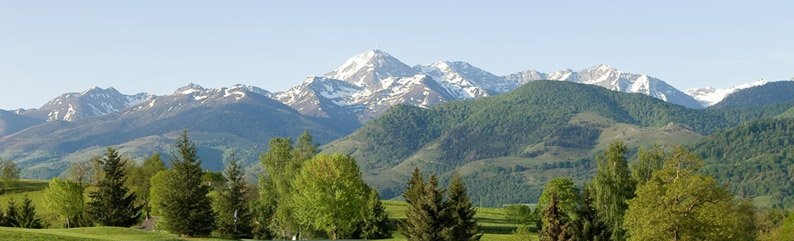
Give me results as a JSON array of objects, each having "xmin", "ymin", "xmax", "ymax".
[
  {"xmin": 686, "ymin": 79, "xmax": 769, "ymax": 106},
  {"xmin": 323, "ymin": 49, "xmax": 415, "ymax": 87},
  {"xmin": 174, "ymin": 83, "xmax": 206, "ymax": 95}
]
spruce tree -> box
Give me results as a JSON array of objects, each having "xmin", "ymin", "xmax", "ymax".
[
  {"xmin": 3, "ymin": 199, "xmax": 18, "ymax": 227},
  {"xmin": 592, "ymin": 141, "xmax": 634, "ymax": 241},
  {"xmin": 215, "ymin": 154, "xmax": 253, "ymax": 239},
  {"xmin": 399, "ymin": 168, "xmax": 447, "ymax": 241},
  {"xmin": 86, "ymin": 147, "xmax": 141, "ymax": 227},
  {"xmin": 443, "ymin": 174, "xmax": 481, "ymax": 241},
  {"xmin": 16, "ymin": 196, "xmax": 43, "ymax": 228},
  {"xmin": 576, "ymin": 185, "xmax": 610, "ymax": 241},
  {"xmin": 541, "ymin": 195, "xmax": 567, "ymax": 241},
  {"xmin": 160, "ymin": 130, "xmax": 215, "ymax": 236},
  {"xmin": 359, "ymin": 189, "xmax": 392, "ymax": 239}
]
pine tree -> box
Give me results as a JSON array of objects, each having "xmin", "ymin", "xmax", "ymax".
[
  {"xmin": 592, "ymin": 141, "xmax": 634, "ymax": 241},
  {"xmin": 215, "ymin": 154, "xmax": 253, "ymax": 239},
  {"xmin": 541, "ymin": 195, "xmax": 567, "ymax": 241},
  {"xmin": 358, "ymin": 188, "xmax": 392, "ymax": 239},
  {"xmin": 3, "ymin": 199, "xmax": 18, "ymax": 227},
  {"xmin": 443, "ymin": 174, "xmax": 482, "ymax": 241},
  {"xmin": 16, "ymin": 196, "xmax": 43, "ymax": 229},
  {"xmin": 575, "ymin": 185, "xmax": 610, "ymax": 241},
  {"xmin": 86, "ymin": 147, "xmax": 141, "ymax": 227},
  {"xmin": 159, "ymin": 130, "xmax": 215, "ymax": 237},
  {"xmin": 399, "ymin": 168, "xmax": 447, "ymax": 241}
]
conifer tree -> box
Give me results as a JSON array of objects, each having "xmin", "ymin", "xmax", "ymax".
[
  {"xmin": 541, "ymin": 195, "xmax": 568, "ymax": 241},
  {"xmin": 3, "ymin": 199, "xmax": 18, "ymax": 227},
  {"xmin": 359, "ymin": 189, "xmax": 392, "ymax": 239},
  {"xmin": 443, "ymin": 174, "xmax": 482, "ymax": 241},
  {"xmin": 575, "ymin": 185, "xmax": 610, "ymax": 241},
  {"xmin": 215, "ymin": 154, "xmax": 253, "ymax": 239},
  {"xmin": 159, "ymin": 130, "xmax": 215, "ymax": 236},
  {"xmin": 399, "ymin": 168, "xmax": 447, "ymax": 241},
  {"xmin": 592, "ymin": 141, "xmax": 634, "ymax": 241},
  {"xmin": 16, "ymin": 196, "xmax": 43, "ymax": 229},
  {"xmin": 86, "ymin": 147, "xmax": 141, "ymax": 227}
]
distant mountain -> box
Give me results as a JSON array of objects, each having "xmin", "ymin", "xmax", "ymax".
[
  {"xmin": 506, "ymin": 64, "xmax": 703, "ymax": 108},
  {"xmin": 0, "ymin": 110, "xmax": 43, "ymax": 136},
  {"xmin": 323, "ymin": 80, "xmax": 726, "ymax": 205},
  {"xmin": 686, "ymin": 79, "xmax": 770, "ymax": 106},
  {"xmin": 0, "ymin": 83, "xmax": 348, "ymax": 179},
  {"xmin": 709, "ymin": 81, "xmax": 794, "ymax": 109},
  {"xmin": 277, "ymin": 50, "xmax": 706, "ymax": 123},
  {"xmin": 17, "ymin": 86, "xmax": 153, "ymax": 122}
]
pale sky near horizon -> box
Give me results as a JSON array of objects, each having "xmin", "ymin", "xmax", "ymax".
[{"xmin": 1, "ymin": 0, "xmax": 793, "ymax": 109}]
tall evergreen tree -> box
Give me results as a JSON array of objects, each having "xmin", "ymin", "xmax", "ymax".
[
  {"xmin": 159, "ymin": 130, "xmax": 215, "ymax": 237},
  {"xmin": 575, "ymin": 185, "xmax": 610, "ymax": 241},
  {"xmin": 215, "ymin": 154, "xmax": 253, "ymax": 239},
  {"xmin": 358, "ymin": 188, "xmax": 392, "ymax": 239},
  {"xmin": 86, "ymin": 147, "xmax": 141, "ymax": 227},
  {"xmin": 15, "ymin": 196, "xmax": 43, "ymax": 229},
  {"xmin": 3, "ymin": 199, "xmax": 18, "ymax": 227},
  {"xmin": 443, "ymin": 174, "xmax": 482, "ymax": 241},
  {"xmin": 399, "ymin": 168, "xmax": 447, "ymax": 241},
  {"xmin": 592, "ymin": 141, "xmax": 635, "ymax": 241},
  {"xmin": 541, "ymin": 195, "xmax": 570, "ymax": 241}
]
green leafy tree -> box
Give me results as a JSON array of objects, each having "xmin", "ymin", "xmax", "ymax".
[
  {"xmin": 443, "ymin": 174, "xmax": 482, "ymax": 241},
  {"xmin": 592, "ymin": 141, "xmax": 635, "ymax": 241},
  {"xmin": 292, "ymin": 154, "xmax": 368, "ymax": 239},
  {"xmin": 399, "ymin": 168, "xmax": 448, "ymax": 241},
  {"xmin": 158, "ymin": 130, "xmax": 215, "ymax": 237},
  {"xmin": 258, "ymin": 133, "xmax": 318, "ymax": 239},
  {"xmin": 126, "ymin": 153, "xmax": 166, "ymax": 218},
  {"xmin": 537, "ymin": 177, "xmax": 581, "ymax": 230},
  {"xmin": 624, "ymin": 147, "xmax": 756, "ymax": 241},
  {"xmin": 214, "ymin": 154, "xmax": 253, "ymax": 239},
  {"xmin": 358, "ymin": 188, "xmax": 392, "ymax": 239},
  {"xmin": 504, "ymin": 204, "xmax": 534, "ymax": 226},
  {"xmin": 252, "ymin": 177, "xmax": 276, "ymax": 240},
  {"xmin": 44, "ymin": 178, "xmax": 88, "ymax": 228},
  {"xmin": 16, "ymin": 196, "xmax": 43, "ymax": 228},
  {"xmin": 147, "ymin": 170, "xmax": 172, "ymax": 217},
  {"xmin": 0, "ymin": 158, "xmax": 19, "ymax": 194},
  {"xmin": 86, "ymin": 147, "xmax": 142, "ymax": 227},
  {"xmin": 631, "ymin": 145, "xmax": 666, "ymax": 185}
]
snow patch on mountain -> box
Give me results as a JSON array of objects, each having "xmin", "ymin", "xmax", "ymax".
[{"xmin": 686, "ymin": 79, "xmax": 770, "ymax": 106}]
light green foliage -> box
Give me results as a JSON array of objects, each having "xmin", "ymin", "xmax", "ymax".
[
  {"xmin": 125, "ymin": 153, "xmax": 166, "ymax": 218},
  {"xmin": 504, "ymin": 205, "xmax": 534, "ymax": 226},
  {"xmin": 257, "ymin": 131, "xmax": 318, "ymax": 239},
  {"xmin": 630, "ymin": 145, "xmax": 665, "ymax": 185},
  {"xmin": 1, "ymin": 158, "xmax": 20, "ymax": 194},
  {"xmin": 592, "ymin": 141, "xmax": 635, "ymax": 241},
  {"xmin": 624, "ymin": 147, "xmax": 756, "ymax": 241},
  {"xmin": 292, "ymin": 154, "xmax": 368, "ymax": 239},
  {"xmin": 147, "ymin": 170, "xmax": 171, "ymax": 217},
  {"xmin": 44, "ymin": 178, "xmax": 86, "ymax": 228},
  {"xmin": 537, "ymin": 177, "xmax": 580, "ymax": 222}
]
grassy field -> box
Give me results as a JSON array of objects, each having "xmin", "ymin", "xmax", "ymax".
[{"xmin": 0, "ymin": 180, "xmax": 536, "ymax": 240}]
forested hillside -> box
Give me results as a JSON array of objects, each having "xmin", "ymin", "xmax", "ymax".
[
  {"xmin": 325, "ymin": 80, "xmax": 737, "ymax": 205},
  {"xmin": 694, "ymin": 117, "xmax": 794, "ymax": 208}
]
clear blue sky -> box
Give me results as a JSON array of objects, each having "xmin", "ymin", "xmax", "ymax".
[{"xmin": 1, "ymin": 0, "xmax": 792, "ymax": 109}]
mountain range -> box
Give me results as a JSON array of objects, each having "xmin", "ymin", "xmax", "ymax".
[{"xmin": 0, "ymin": 49, "xmax": 790, "ymax": 188}]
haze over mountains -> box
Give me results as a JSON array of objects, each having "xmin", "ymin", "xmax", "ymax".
[{"xmin": 0, "ymin": 49, "xmax": 790, "ymax": 184}]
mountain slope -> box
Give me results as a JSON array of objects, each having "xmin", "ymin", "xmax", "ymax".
[
  {"xmin": 0, "ymin": 110, "xmax": 44, "ymax": 136},
  {"xmin": 710, "ymin": 81, "xmax": 794, "ymax": 109},
  {"xmin": 0, "ymin": 84, "xmax": 348, "ymax": 179},
  {"xmin": 686, "ymin": 79, "xmax": 769, "ymax": 106},
  {"xmin": 324, "ymin": 80, "xmax": 724, "ymax": 204},
  {"xmin": 694, "ymin": 118, "xmax": 794, "ymax": 208}
]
